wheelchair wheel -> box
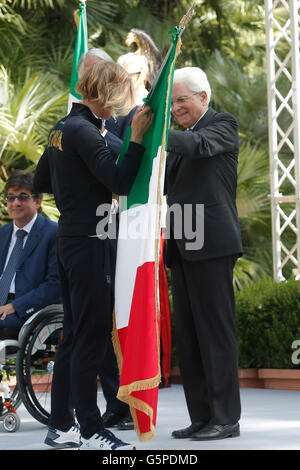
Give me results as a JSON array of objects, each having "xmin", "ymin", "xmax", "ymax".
[
  {"xmin": 16, "ymin": 311, "xmax": 63, "ymax": 425},
  {"xmin": 3, "ymin": 412, "xmax": 21, "ymax": 432},
  {"xmin": 0, "ymin": 366, "xmax": 22, "ymax": 417},
  {"xmin": 0, "ymin": 381, "xmax": 22, "ymax": 417}
]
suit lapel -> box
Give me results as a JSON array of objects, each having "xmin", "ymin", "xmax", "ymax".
[
  {"xmin": 167, "ymin": 108, "xmax": 217, "ymax": 182},
  {"xmin": 192, "ymin": 108, "xmax": 216, "ymax": 132},
  {"xmin": 0, "ymin": 223, "xmax": 13, "ymax": 275},
  {"xmin": 106, "ymin": 117, "xmax": 120, "ymax": 136}
]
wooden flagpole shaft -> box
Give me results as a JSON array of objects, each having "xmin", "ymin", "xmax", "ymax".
[{"xmin": 146, "ymin": 2, "xmax": 196, "ymax": 101}]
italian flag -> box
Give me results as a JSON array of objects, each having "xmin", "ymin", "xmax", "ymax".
[
  {"xmin": 68, "ymin": 1, "xmax": 88, "ymax": 112},
  {"xmin": 113, "ymin": 32, "xmax": 181, "ymax": 442}
]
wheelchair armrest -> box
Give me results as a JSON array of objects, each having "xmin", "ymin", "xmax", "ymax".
[
  {"xmin": 0, "ymin": 338, "xmax": 19, "ymax": 363},
  {"xmin": 18, "ymin": 304, "xmax": 63, "ymax": 341}
]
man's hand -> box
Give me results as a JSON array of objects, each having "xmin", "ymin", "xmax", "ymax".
[{"xmin": 0, "ymin": 303, "xmax": 16, "ymax": 321}]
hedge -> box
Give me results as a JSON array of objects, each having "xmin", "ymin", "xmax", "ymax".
[{"xmin": 235, "ymin": 277, "xmax": 300, "ymax": 369}]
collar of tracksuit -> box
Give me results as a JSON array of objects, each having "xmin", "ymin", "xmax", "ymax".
[{"xmin": 69, "ymin": 103, "xmax": 103, "ymax": 130}]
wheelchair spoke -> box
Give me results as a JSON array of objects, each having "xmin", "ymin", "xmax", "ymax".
[{"xmin": 16, "ymin": 311, "xmax": 63, "ymax": 425}]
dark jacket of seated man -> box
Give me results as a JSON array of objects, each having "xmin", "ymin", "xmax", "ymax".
[{"xmin": 0, "ymin": 170, "xmax": 61, "ymax": 329}]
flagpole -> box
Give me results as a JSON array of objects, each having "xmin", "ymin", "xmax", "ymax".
[
  {"xmin": 112, "ymin": 2, "xmax": 196, "ymax": 442},
  {"xmin": 153, "ymin": 2, "xmax": 196, "ymax": 398},
  {"xmin": 68, "ymin": 0, "xmax": 88, "ymax": 112},
  {"xmin": 153, "ymin": 1, "xmax": 196, "ymax": 282},
  {"xmin": 146, "ymin": 3, "xmax": 196, "ymax": 101}
]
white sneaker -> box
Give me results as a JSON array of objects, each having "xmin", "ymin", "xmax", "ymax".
[
  {"xmin": 44, "ymin": 423, "xmax": 80, "ymax": 449},
  {"xmin": 79, "ymin": 428, "xmax": 136, "ymax": 450}
]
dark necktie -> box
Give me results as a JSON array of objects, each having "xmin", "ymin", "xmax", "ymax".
[{"xmin": 0, "ymin": 229, "xmax": 27, "ymax": 305}]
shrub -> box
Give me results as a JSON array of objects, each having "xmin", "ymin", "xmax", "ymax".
[{"xmin": 235, "ymin": 277, "xmax": 300, "ymax": 369}]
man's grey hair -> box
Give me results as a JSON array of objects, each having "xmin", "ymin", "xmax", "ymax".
[
  {"xmin": 173, "ymin": 67, "xmax": 211, "ymax": 105},
  {"xmin": 77, "ymin": 48, "xmax": 113, "ymax": 77}
]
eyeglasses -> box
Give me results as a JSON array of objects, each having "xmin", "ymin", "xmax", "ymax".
[
  {"xmin": 5, "ymin": 194, "xmax": 35, "ymax": 203},
  {"xmin": 171, "ymin": 92, "xmax": 200, "ymax": 107}
]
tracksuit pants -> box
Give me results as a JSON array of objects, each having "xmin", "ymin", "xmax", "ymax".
[{"xmin": 49, "ymin": 236, "xmax": 113, "ymax": 439}]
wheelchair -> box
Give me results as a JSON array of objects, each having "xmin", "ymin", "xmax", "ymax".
[{"xmin": 0, "ymin": 304, "xmax": 63, "ymax": 432}]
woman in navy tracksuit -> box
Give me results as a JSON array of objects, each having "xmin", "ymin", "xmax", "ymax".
[{"xmin": 34, "ymin": 60, "xmax": 153, "ymax": 449}]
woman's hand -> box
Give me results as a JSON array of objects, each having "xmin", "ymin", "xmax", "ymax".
[{"xmin": 130, "ymin": 105, "xmax": 154, "ymax": 144}]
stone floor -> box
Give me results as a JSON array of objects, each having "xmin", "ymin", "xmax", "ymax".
[{"xmin": 1, "ymin": 384, "xmax": 299, "ymax": 457}]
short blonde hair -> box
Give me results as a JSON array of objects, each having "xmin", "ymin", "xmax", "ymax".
[{"xmin": 76, "ymin": 60, "xmax": 136, "ymax": 118}]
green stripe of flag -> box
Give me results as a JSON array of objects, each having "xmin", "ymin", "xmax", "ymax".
[
  {"xmin": 118, "ymin": 37, "xmax": 177, "ymax": 210},
  {"xmin": 69, "ymin": 1, "xmax": 88, "ymax": 100}
]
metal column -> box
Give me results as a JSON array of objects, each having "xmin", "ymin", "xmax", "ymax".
[{"xmin": 265, "ymin": 0, "xmax": 300, "ymax": 281}]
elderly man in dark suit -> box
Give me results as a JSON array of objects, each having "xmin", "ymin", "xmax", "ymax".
[
  {"xmin": 0, "ymin": 170, "xmax": 60, "ymax": 329},
  {"xmin": 165, "ymin": 67, "xmax": 243, "ymax": 441}
]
